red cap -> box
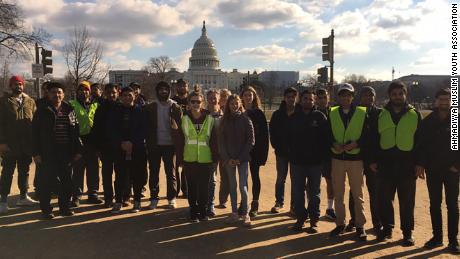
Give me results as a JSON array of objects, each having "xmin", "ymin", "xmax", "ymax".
[{"xmin": 9, "ymin": 75, "xmax": 24, "ymax": 86}]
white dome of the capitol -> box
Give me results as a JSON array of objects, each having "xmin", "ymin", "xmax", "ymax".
[{"xmin": 189, "ymin": 21, "xmax": 220, "ymax": 71}]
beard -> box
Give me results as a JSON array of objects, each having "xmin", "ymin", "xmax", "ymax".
[
  {"xmin": 12, "ymin": 87, "xmax": 23, "ymax": 95},
  {"xmin": 158, "ymin": 93, "xmax": 169, "ymax": 102}
]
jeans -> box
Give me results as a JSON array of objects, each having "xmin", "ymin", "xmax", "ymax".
[
  {"xmin": 72, "ymin": 143, "xmax": 100, "ymax": 199},
  {"xmin": 226, "ymin": 162, "xmax": 249, "ymax": 215},
  {"xmin": 274, "ymin": 155, "xmax": 292, "ymax": 207},
  {"xmin": 0, "ymin": 154, "xmax": 31, "ymax": 199},
  {"xmin": 148, "ymin": 145, "xmax": 177, "ymax": 201},
  {"xmin": 208, "ymin": 163, "xmax": 217, "ymax": 212},
  {"xmin": 218, "ymin": 161, "xmax": 230, "ymax": 205},
  {"xmin": 250, "ymin": 162, "xmax": 261, "ymax": 201},
  {"xmin": 348, "ymin": 164, "xmax": 381, "ymax": 228},
  {"xmin": 185, "ymin": 162, "xmax": 212, "ymax": 218},
  {"xmin": 426, "ymin": 169, "xmax": 459, "ymax": 243},
  {"xmin": 101, "ymin": 144, "xmax": 116, "ymax": 202},
  {"xmin": 114, "ymin": 149, "xmax": 147, "ymax": 203},
  {"xmin": 291, "ymin": 164, "xmax": 322, "ymax": 221}
]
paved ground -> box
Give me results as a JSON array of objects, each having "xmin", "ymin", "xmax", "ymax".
[{"xmin": 0, "ymin": 147, "xmax": 458, "ymax": 259}]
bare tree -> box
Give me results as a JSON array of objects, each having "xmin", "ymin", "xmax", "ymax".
[
  {"xmin": 63, "ymin": 25, "xmax": 103, "ymax": 89},
  {"xmin": 145, "ymin": 56, "xmax": 175, "ymax": 81},
  {"xmin": 0, "ymin": 56, "xmax": 10, "ymax": 93},
  {"xmin": 0, "ymin": 1, "xmax": 50, "ymax": 58}
]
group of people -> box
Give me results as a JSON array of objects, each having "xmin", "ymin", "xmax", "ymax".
[{"xmin": 0, "ymin": 75, "xmax": 458, "ymax": 254}]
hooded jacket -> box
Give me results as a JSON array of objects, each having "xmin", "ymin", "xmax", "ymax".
[{"xmin": 269, "ymin": 101, "xmax": 300, "ymax": 158}]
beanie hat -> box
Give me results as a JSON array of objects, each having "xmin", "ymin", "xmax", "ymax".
[{"xmin": 9, "ymin": 75, "xmax": 25, "ymax": 86}]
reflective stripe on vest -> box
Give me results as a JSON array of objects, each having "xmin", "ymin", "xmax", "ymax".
[
  {"xmin": 70, "ymin": 100, "xmax": 99, "ymax": 136},
  {"xmin": 181, "ymin": 114, "xmax": 214, "ymax": 163},
  {"xmin": 378, "ymin": 108, "xmax": 418, "ymax": 151},
  {"xmin": 330, "ymin": 106, "xmax": 367, "ymax": 155}
]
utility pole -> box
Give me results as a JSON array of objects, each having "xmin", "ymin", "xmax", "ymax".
[
  {"xmin": 322, "ymin": 29, "xmax": 334, "ymax": 95},
  {"xmin": 35, "ymin": 43, "xmax": 40, "ymax": 97}
]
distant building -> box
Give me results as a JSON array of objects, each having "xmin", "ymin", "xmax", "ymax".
[
  {"xmin": 109, "ymin": 70, "xmax": 148, "ymax": 88},
  {"xmin": 259, "ymin": 71, "xmax": 299, "ymax": 88}
]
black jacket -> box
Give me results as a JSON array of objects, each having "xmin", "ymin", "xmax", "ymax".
[
  {"xmin": 144, "ymin": 100, "xmax": 182, "ymax": 149},
  {"xmin": 108, "ymin": 104, "xmax": 147, "ymax": 151},
  {"xmin": 90, "ymin": 99, "xmax": 120, "ymax": 150},
  {"xmin": 288, "ymin": 107, "xmax": 329, "ymax": 165},
  {"xmin": 416, "ymin": 109, "xmax": 460, "ymax": 172},
  {"xmin": 373, "ymin": 102, "xmax": 422, "ymax": 165},
  {"xmin": 327, "ymin": 105, "xmax": 371, "ymax": 161},
  {"xmin": 269, "ymin": 102, "xmax": 300, "ymax": 158},
  {"xmin": 32, "ymin": 101, "xmax": 83, "ymax": 160},
  {"xmin": 246, "ymin": 108, "xmax": 269, "ymax": 165}
]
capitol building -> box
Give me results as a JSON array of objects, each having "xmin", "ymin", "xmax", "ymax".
[{"xmin": 109, "ymin": 21, "xmax": 299, "ymax": 91}]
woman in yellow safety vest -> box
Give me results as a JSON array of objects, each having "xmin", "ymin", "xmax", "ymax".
[{"xmin": 176, "ymin": 89, "xmax": 219, "ymax": 223}]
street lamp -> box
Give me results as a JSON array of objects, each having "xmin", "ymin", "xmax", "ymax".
[{"xmin": 412, "ymin": 81, "xmax": 419, "ymax": 105}]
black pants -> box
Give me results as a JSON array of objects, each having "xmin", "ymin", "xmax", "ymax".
[
  {"xmin": 218, "ymin": 161, "xmax": 230, "ymax": 205},
  {"xmin": 184, "ymin": 162, "xmax": 212, "ymax": 218},
  {"xmin": 72, "ymin": 143, "xmax": 99, "ymax": 199},
  {"xmin": 114, "ymin": 150, "xmax": 147, "ymax": 203},
  {"xmin": 39, "ymin": 150, "xmax": 72, "ymax": 213},
  {"xmin": 250, "ymin": 162, "xmax": 261, "ymax": 201},
  {"xmin": 148, "ymin": 145, "xmax": 177, "ymax": 201},
  {"xmin": 101, "ymin": 144, "xmax": 116, "ymax": 202},
  {"xmin": 0, "ymin": 154, "xmax": 31, "ymax": 198},
  {"xmin": 176, "ymin": 161, "xmax": 188, "ymax": 197},
  {"xmin": 349, "ymin": 165, "xmax": 381, "ymax": 228},
  {"xmin": 378, "ymin": 162, "xmax": 416, "ymax": 234},
  {"xmin": 426, "ymin": 169, "xmax": 459, "ymax": 243}
]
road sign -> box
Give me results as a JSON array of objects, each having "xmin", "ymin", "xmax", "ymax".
[{"xmin": 32, "ymin": 64, "xmax": 44, "ymax": 78}]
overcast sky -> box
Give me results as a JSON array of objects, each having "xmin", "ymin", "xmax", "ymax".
[{"xmin": 11, "ymin": 0, "xmax": 451, "ymax": 81}]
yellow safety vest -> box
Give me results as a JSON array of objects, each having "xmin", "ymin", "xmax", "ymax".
[
  {"xmin": 330, "ymin": 106, "xmax": 367, "ymax": 155},
  {"xmin": 181, "ymin": 114, "xmax": 214, "ymax": 163},
  {"xmin": 378, "ymin": 108, "xmax": 418, "ymax": 151},
  {"xmin": 70, "ymin": 100, "xmax": 98, "ymax": 136}
]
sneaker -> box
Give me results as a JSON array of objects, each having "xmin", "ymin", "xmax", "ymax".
[
  {"xmin": 329, "ymin": 225, "xmax": 345, "ymax": 237},
  {"xmin": 242, "ymin": 215, "xmax": 252, "ymax": 227},
  {"xmin": 59, "ymin": 209, "xmax": 75, "ymax": 217},
  {"xmin": 249, "ymin": 201, "xmax": 259, "ymax": 218},
  {"xmin": 402, "ymin": 234, "xmax": 415, "ymax": 247},
  {"xmin": 41, "ymin": 212, "xmax": 54, "ymax": 220},
  {"xmin": 148, "ymin": 199, "xmax": 159, "ymax": 210},
  {"xmin": 216, "ymin": 204, "xmax": 227, "ymax": 209},
  {"xmin": 87, "ymin": 195, "xmax": 103, "ymax": 204},
  {"xmin": 225, "ymin": 213, "xmax": 240, "ymax": 224},
  {"xmin": 167, "ymin": 199, "xmax": 176, "ymax": 209},
  {"xmin": 448, "ymin": 241, "xmax": 460, "ymax": 254},
  {"xmin": 207, "ymin": 210, "xmax": 216, "ymax": 218},
  {"xmin": 132, "ymin": 201, "xmax": 141, "ymax": 213},
  {"xmin": 271, "ymin": 203, "xmax": 283, "ymax": 213},
  {"xmin": 69, "ymin": 198, "xmax": 80, "ymax": 208},
  {"xmin": 190, "ymin": 215, "xmax": 199, "ymax": 223},
  {"xmin": 16, "ymin": 195, "xmax": 39, "ymax": 206},
  {"xmin": 0, "ymin": 202, "xmax": 8, "ymax": 214},
  {"xmin": 325, "ymin": 209, "xmax": 336, "ymax": 220},
  {"xmin": 104, "ymin": 200, "xmax": 114, "ymax": 208},
  {"xmin": 307, "ymin": 220, "xmax": 319, "ymax": 234},
  {"xmin": 111, "ymin": 203, "xmax": 122, "ymax": 214},
  {"xmin": 377, "ymin": 228, "xmax": 393, "ymax": 242},
  {"xmin": 199, "ymin": 216, "xmax": 209, "ymax": 222},
  {"xmin": 345, "ymin": 222, "xmax": 356, "ymax": 232},
  {"xmin": 122, "ymin": 200, "xmax": 131, "ymax": 207},
  {"xmin": 292, "ymin": 220, "xmax": 305, "ymax": 232},
  {"xmin": 424, "ymin": 237, "xmax": 443, "ymax": 249},
  {"xmin": 356, "ymin": 228, "xmax": 367, "ymax": 241}
]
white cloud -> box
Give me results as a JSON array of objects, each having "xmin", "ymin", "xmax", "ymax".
[
  {"xmin": 173, "ymin": 48, "xmax": 192, "ymax": 72},
  {"xmin": 229, "ymin": 44, "xmax": 303, "ymax": 63}
]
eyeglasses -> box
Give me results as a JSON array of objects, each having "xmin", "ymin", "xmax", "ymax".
[{"xmin": 190, "ymin": 100, "xmax": 201, "ymax": 104}]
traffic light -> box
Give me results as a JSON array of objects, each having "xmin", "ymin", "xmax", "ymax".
[
  {"xmin": 41, "ymin": 49, "xmax": 53, "ymax": 74},
  {"xmin": 317, "ymin": 66, "xmax": 328, "ymax": 83},
  {"xmin": 322, "ymin": 36, "xmax": 333, "ymax": 62}
]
